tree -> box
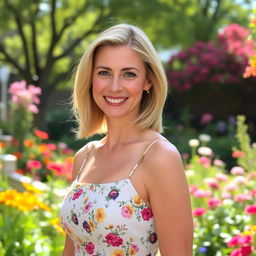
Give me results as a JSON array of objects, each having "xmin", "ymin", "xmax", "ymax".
[{"xmin": 0, "ymin": 0, "xmax": 252, "ymax": 129}]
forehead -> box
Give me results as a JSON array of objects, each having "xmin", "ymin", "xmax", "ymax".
[{"xmin": 94, "ymin": 45, "xmax": 145, "ymax": 69}]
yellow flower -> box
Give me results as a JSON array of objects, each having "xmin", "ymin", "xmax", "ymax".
[
  {"xmin": 95, "ymin": 208, "xmax": 106, "ymax": 223},
  {"xmin": 83, "ymin": 196, "xmax": 89, "ymax": 203},
  {"xmin": 89, "ymin": 220, "xmax": 95, "ymax": 231},
  {"xmin": 50, "ymin": 218, "xmax": 65, "ymax": 235},
  {"xmin": 107, "ymin": 224, "xmax": 114, "ymax": 229},
  {"xmin": 22, "ymin": 182, "xmax": 43, "ymax": 194},
  {"xmin": 111, "ymin": 249, "xmax": 125, "ymax": 256},
  {"xmin": 129, "ymin": 247, "xmax": 136, "ymax": 255},
  {"xmin": 133, "ymin": 195, "xmax": 144, "ymax": 206}
]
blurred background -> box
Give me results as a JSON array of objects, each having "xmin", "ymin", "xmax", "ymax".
[{"xmin": 0, "ymin": 1, "xmax": 256, "ymax": 255}]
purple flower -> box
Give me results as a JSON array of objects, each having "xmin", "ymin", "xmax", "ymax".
[
  {"xmin": 72, "ymin": 213, "xmax": 79, "ymax": 225},
  {"xmin": 83, "ymin": 220, "xmax": 91, "ymax": 233},
  {"xmin": 108, "ymin": 189, "xmax": 119, "ymax": 200},
  {"xmin": 149, "ymin": 233, "xmax": 157, "ymax": 244}
]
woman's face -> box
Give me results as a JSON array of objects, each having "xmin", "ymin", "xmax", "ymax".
[{"xmin": 92, "ymin": 44, "xmax": 151, "ymax": 121}]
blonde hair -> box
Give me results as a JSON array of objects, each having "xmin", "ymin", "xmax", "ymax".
[{"xmin": 72, "ymin": 23, "xmax": 168, "ymax": 138}]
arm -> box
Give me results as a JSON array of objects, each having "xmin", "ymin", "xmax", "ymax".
[
  {"xmin": 144, "ymin": 142, "xmax": 193, "ymax": 256},
  {"xmin": 62, "ymin": 235, "xmax": 75, "ymax": 256}
]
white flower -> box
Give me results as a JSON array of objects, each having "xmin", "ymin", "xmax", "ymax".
[
  {"xmin": 199, "ymin": 134, "xmax": 212, "ymax": 143},
  {"xmin": 197, "ymin": 146, "xmax": 212, "ymax": 156},
  {"xmin": 185, "ymin": 170, "xmax": 195, "ymax": 177},
  {"xmin": 188, "ymin": 139, "xmax": 199, "ymax": 147}
]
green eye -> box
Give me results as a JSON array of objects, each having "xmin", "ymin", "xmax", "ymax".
[
  {"xmin": 98, "ymin": 71, "xmax": 110, "ymax": 76},
  {"xmin": 123, "ymin": 72, "xmax": 136, "ymax": 78}
]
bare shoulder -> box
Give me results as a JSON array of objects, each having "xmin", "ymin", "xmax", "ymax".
[
  {"xmin": 143, "ymin": 139, "xmax": 185, "ymax": 190},
  {"xmin": 72, "ymin": 140, "xmax": 97, "ymax": 180}
]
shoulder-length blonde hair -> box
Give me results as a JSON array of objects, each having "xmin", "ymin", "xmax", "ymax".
[{"xmin": 72, "ymin": 23, "xmax": 168, "ymax": 139}]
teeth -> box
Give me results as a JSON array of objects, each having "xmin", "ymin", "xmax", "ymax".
[{"xmin": 105, "ymin": 97, "xmax": 126, "ymax": 104}]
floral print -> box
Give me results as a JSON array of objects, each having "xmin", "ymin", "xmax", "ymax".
[{"xmin": 59, "ymin": 178, "xmax": 158, "ymax": 255}]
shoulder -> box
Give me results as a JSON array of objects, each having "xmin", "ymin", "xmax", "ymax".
[
  {"xmin": 142, "ymin": 139, "xmax": 185, "ymax": 193},
  {"xmin": 72, "ymin": 140, "xmax": 97, "ymax": 180}
]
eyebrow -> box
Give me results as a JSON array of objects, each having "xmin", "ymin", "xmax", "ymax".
[{"xmin": 95, "ymin": 66, "xmax": 140, "ymax": 72}]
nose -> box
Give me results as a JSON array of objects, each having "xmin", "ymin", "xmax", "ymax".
[{"xmin": 109, "ymin": 75, "xmax": 122, "ymax": 92}]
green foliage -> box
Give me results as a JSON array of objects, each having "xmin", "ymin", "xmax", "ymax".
[{"xmin": 233, "ymin": 115, "xmax": 256, "ymax": 172}]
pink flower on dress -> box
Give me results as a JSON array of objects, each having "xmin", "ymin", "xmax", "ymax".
[
  {"xmin": 121, "ymin": 205, "xmax": 133, "ymax": 218},
  {"xmin": 85, "ymin": 242, "xmax": 95, "ymax": 254},
  {"xmin": 131, "ymin": 244, "xmax": 139, "ymax": 252},
  {"xmin": 141, "ymin": 207, "xmax": 153, "ymax": 221},
  {"xmin": 72, "ymin": 189, "xmax": 83, "ymax": 200},
  {"xmin": 84, "ymin": 202, "xmax": 92, "ymax": 213},
  {"xmin": 105, "ymin": 233, "xmax": 123, "ymax": 247}
]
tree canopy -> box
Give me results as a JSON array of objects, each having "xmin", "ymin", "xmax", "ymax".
[{"xmin": 0, "ymin": 0, "xmax": 252, "ymax": 128}]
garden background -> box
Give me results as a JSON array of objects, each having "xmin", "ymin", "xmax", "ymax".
[{"xmin": 0, "ymin": 0, "xmax": 256, "ymax": 255}]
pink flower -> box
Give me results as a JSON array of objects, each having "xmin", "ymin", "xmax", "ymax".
[
  {"xmin": 85, "ymin": 242, "xmax": 95, "ymax": 254},
  {"xmin": 28, "ymin": 104, "xmax": 39, "ymax": 113},
  {"xmin": 200, "ymin": 113, "xmax": 213, "ymax": 124},
  {"xmin": 189, "ymin": 184, "xmax": 199, "ymax": 194},
  {"xmin": 131, "ymin": 244, "xmax": 139, "ymax": 252},
  {"xmin": 26, "ymin": 160, "xmax": 42, "ymax": 170},
  {"xmin": 199, "ymin": 157, "xmax": 211, "ymax": 167},
  {"xmin": 193, "ymin": 208, "xmax": 206, "ymax": 217},
  {"xmin": 105, "ymin": 233, "xmax": 123, "ymax": 247},
  {"xmin": 234, "ymin": 176, "xmax": 247, "ymax": 185},
  {"xmin": 72, "ymin": 189, "xmax": 83, "ymax": 200},
  {"xmin": 224, "ymin": 183, "xmax": 238, "ymax": 191},
  {"xmin": 46, "ymin": 162, "xmax": 65, "ymax": 176},
  {"xmin": 232, "ymin": 151, "xmax": 244, "ymax": 158},
  {"xmin": 245, "ymin": 205, "xmax": 256, "ymax": 214},
  {"xmin": 208, "ymin": 198, "xmax": 222, "ymax": 209},
  {"xmin": 121, "ymin": 205, "xmax": 133, "ymax": 218},
  {"xmin": 221, "ymin": 192, "xmax": 232, "ymax": 199},
  {"xmin": 193, "ymin": 189, "xmax": 211, "ymax": 198},
  {"xmin": 213, "ymin": 159, "xmax": 224, "ymax": 167},
  {"xmin": 84, "ymin": 202, "xmax": 92, "ymax": 214},
  {"xmin": 234, "ymin": 194, "xmax": 252, "ymax": 203},
  {"xmin": 215, "ymin": 173, "xmax": 228, "ymax": 182},
  {"xmin": 141, "ymin": 207, "xmax": 153, "ymax": 221},
  {"xmin": 231, "ymin": 166, "xmax": 245, "ymax": 175},
  {"xmin": 204, "ymin": 178, "xmax": 219, "ymax": 190}
]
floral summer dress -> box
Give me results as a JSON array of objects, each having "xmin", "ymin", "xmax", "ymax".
[{"xmin": 59, "ymin": 139, "xmax": 164, "ymax": 256}]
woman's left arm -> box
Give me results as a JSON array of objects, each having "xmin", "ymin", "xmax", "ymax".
[{"xmin": 145, "ymin": 142, "xmax": 193, "ymax": 256}]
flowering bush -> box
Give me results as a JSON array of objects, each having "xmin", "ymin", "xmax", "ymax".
[
  {"xmin": 244, "ymin": 16, "xmax": 256, "ymax": 78},
  {"xmin": 8, "ymin": 81, "xmax": 42, "ymax": 151},
  {"xmin": 167, "ymin": 23, "xmax": 256, "ymax": 122},
  {"xmin": 0, "ymin": 178, "xmax": 65, "ymax": 255},
  {"xmin": 186, "ymin": 116, "xmax": 256, "ymax": 255}
]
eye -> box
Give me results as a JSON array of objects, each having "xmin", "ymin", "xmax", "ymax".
[
  {"xmin": 98, "ymin": 70, "xmax": 111, "ymax": 76},
  {"xmin": 123, "ymin": 72, "xmax": 136, "ymax": 78}
]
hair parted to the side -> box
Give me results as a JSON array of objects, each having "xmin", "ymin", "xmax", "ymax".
[{"xmin": 72, "ymin": 23, "xmax": 168, "ymax": 139}]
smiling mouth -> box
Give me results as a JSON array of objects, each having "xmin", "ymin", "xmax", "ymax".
[{"xmin": 104, "ymin": 96, "xmax": 128, "ymax": 105}]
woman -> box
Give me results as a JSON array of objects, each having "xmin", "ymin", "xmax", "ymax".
[{"xmin": 60, "ymin": 23, "xmax": 193, "ymax": 256}]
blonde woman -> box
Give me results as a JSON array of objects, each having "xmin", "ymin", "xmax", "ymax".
[{"xmin": 60, "ymin": 23, "xmax": 193, "ymax": 256}]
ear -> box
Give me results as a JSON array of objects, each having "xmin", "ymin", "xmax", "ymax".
[{"xmin": 143, "ymin": 80, "xmax": 152, "ymax": 91}]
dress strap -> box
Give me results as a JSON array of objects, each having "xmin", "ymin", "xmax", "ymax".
[
  {"xmin": 75, "ymin": 148, "xmax": 91, "ymax": 182},
  {"xmin": 128, "ymin": 138, "xmax": 167, "ymax": 178}
]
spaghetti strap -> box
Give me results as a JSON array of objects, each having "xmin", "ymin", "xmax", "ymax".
[
  {"xmin": 128, "ymin": 138, "xmax": 167, "ymax": 178},
  {"xmin": 75, "ymin": 149, "xmax": 91, "ymax": 182}
]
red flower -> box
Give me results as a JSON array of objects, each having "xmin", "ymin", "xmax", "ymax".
[
  {"xmin": 46, "ymin": 162, "xmax": 65, "ymax": 176},
  {"xmin": 34, "ymin": 129, "xmax": 49, "ymax": 140},
  {"xmin": 245, "ymin": 204, "xmax": 256, "ymax": 214},
  {"xmin": 193, "ymin": 208, "xmax": 206, "ymax": 217},
  {"xmin": 85, "ymin": 242, "xmax": 95, "ymax": 254},
  {"xmin": 141, "ymin": 207, "xmax": 153, "ymax": 221},
  {"xmin": 232, "ymin": 151, "xmax": 244, "ymax": 158},
  {"xmin": 208, "ymin": 197, "xmax": 222, "ymax": 210},
  {"xmin": 72, "ymin": 189, "xmax": 83, "ymax": 200},
  {"xmin": 105, "ymin": 233, "xmax": 123, "ymax": 247},
  {"xmin": 26, "ymin": 160, "xmax": 42, "ymax": 170}
]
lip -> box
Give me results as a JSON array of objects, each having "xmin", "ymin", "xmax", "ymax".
[{"xmin": 104, "ymin": 96, "xmax": 128, "ymax": 106}]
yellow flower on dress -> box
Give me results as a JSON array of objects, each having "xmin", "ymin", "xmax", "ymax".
[
  {"xmin": 83, "ymin": 196, "xmax": 89, "ymax": 203},
  {"xmin": 107, "ymin": 224, "xmax": 114, "ymax": 229},
  {"xmin": 133, "ymin": 195, "xmax": 144, "ymax": 206},
  {"xmin": 89, "ymin": 220, "xmax": 95, "ymax": 231},
  {"xmin": 129, "ymin": 247, "xmax": 136, "ymax": 255},
  {"xmin": 111, "ymin": 249, "xmax": 125, "ymax": 256},
  {"xmin": 95, "ymin": 208, "xmax": 106, "ymax": 223}
]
